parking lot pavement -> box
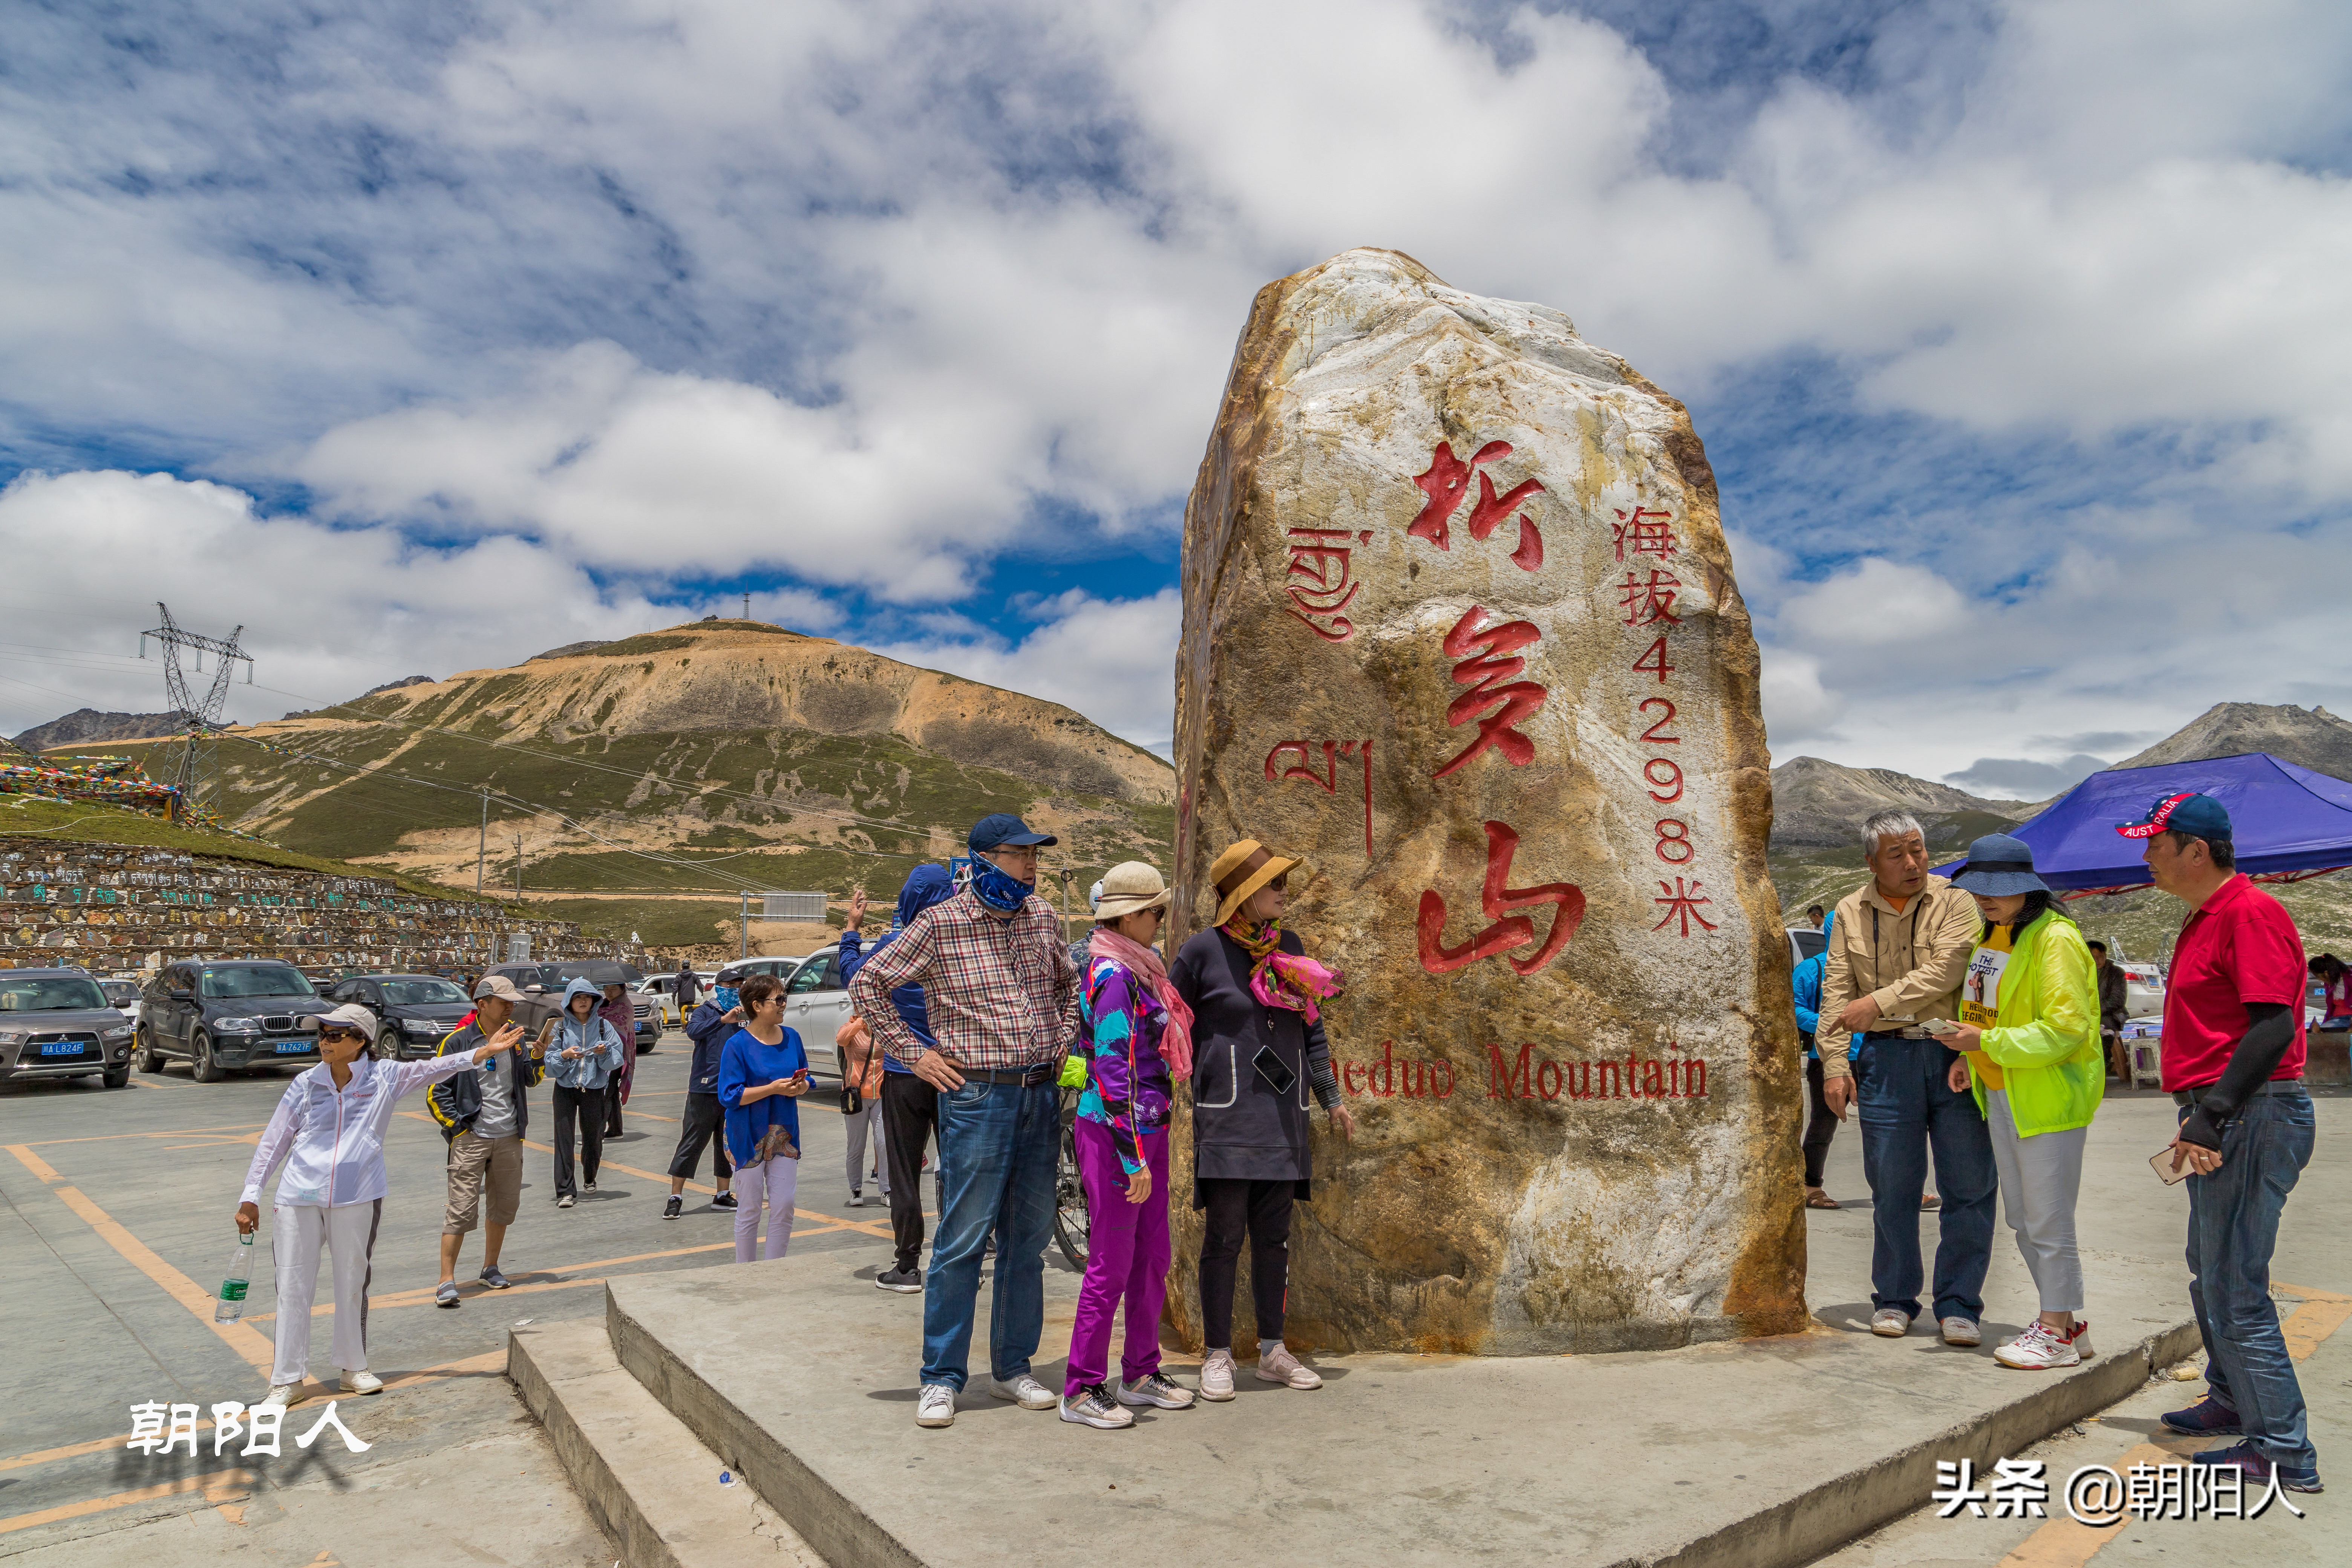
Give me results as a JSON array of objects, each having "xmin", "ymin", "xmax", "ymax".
[{"xmin": 0, "ymin": 1030, "xmax": 913, "ymax": 1563}]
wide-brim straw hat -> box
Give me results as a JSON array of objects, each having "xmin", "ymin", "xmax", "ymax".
[
  {"xmin": 1210, "ymin": 839, "xmax": 1302, "ymax": 926},
  {"xmin": 1949, "ymin": 833, "xmax": 2052, "ymax": 898},
  {"xmin": 1095, "ymin": 861, "xmax": 1172, "ymax": 921}
]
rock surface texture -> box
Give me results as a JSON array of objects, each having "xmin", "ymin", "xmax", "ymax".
[{"xmin": 1170, "ymin": 248, "xmax": 1805, "ymax": 1355}]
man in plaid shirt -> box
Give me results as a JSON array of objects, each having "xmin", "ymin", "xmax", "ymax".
[{"xmin": 850, "ymin": 812, "xmax": 1080, "ymax": 1429}]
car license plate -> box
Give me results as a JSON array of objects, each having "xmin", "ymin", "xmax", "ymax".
[
  {"xmin": 40, "ymin": 1042, "xmax": 86, "ymax": 1057},
  {"xmin": 275, "ymin": 1040, "xmax": 312, "ymax": 1054}
]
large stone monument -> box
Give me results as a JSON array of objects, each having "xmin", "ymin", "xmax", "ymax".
[{"xmin": 1169, "ymin": 248, "xmax": 1805, "ymax": 1355}]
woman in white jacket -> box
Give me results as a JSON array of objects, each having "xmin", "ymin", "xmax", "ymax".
[{"xmin": 235, "ymin": 1002, "xmax": 521, "ymax": 1407}]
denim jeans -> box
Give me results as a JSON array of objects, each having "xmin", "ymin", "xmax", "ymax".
[
  {"xmin": 920, "ymin": 1077, "xmax": 1061, "ymax": 1391},
  {"xmin": 1854, "ymin": 1035, "xmax": 1997, "ymax": 1323},
  {"xmin": 2183, "ymin": 1089, "xmax": 2317, "ymax": 1471}
]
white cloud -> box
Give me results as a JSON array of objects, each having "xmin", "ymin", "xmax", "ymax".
[
  {"xmin": 7, "ymin": 0, "xmax": 2352, "ymax": 778},
  {"xmin": 874, "ymin": 588, "xmax": 1181, "ymax": 747},
  {"xmin": 0, "ymin": 469, "xmax": 689, "ymax": 735}
]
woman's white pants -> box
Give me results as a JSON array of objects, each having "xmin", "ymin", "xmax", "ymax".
[{"xmin": 270, "ymin": 1200, "xmax": 381, "ymax": 1386}]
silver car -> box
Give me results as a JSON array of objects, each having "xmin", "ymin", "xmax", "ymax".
[{"xmin": 0, "ymin": 969, "xmax": 138, "ymax": 1089}]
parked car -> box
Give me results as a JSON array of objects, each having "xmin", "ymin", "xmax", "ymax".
[
  {"xmin": 730, "ymin": 955, "xmax": 804, "ymax": 987},
  {"xmin": 136, "ymin": 959, "xmax": 333, "ymax": 1082},
  {"xmin": 99, "ymin": 979, "xmax": 143, "ymax": 1021},
  {"xmin": 780, "ymin": 948, "xmax": 851, "ymax": 1081},
  {"xmin": 1786, "ymin": 925, "xmax": 1827, "ymax": 971},
  {"xmin": 322, "ymin": 972, "xmax": 475, "ymax": 1060},
  {"xmin": 637, "ymin": 971, "xmax": 719, "ymax": 1032},
  {"xmin": 0, "ymin": 968, "xmax": 138, "ymax": 1088}
]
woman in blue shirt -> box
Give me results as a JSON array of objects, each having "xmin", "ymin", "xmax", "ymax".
[{"xmin": 718, "ymin": 972, "xmax": 811, "ymax": 1262}]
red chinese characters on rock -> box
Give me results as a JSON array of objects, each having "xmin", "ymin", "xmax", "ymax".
[
  {"xmin": 1283, "ymin": 527, "xmax": 1373, "ymax": 641},
  {"xmin": 1265, "ymin": 739, "xmax": 1375, "ymax": 856},
  {"xmin": 1417, "ymin": 821, "xmax": 1586, "ymax": 977},
  {"xmin": 1409, "ymin": 441, "xmax": 1544, "ymax": 571},
  {"xmin": 1433, "ymin": 606, "xmax": 1545, "ymax": 779},
  {"xmin": 1611, "ymin": 505, "xmax": 1712, "ymax": 939}
]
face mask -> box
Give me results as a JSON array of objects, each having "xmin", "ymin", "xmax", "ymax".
[
  {"xmin": 971, "ymin": 853, "xmax": 1035, "ymax": 913},
  {"xmin": 715, "ymin": 986, "xmax": 740, "ymax": 1012}
]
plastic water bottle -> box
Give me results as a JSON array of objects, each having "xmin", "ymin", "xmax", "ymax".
[{"xmin": 214, "ymin": 1231, "xmax": 254, "ymax": 1323}]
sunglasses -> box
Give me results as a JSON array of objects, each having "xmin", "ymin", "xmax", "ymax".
[
  {"xmin": 318, "ymin": 1027, "xmax": 365, "ymax": 1044},
  {"xmin": 1267, "ymin": 874, "xmax": 1288, "ymax": 891}
]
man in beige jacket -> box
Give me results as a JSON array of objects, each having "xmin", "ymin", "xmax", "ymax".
[{"xmin": 1817, "ymin": 810, "xmax": 1997, "ymax": 1346}]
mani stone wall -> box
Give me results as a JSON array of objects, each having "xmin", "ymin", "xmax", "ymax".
[
  {"xmin": 0, "ymin": 838, "xmax": 614, "ymax": 974},
  {"xmin": 1170, "ymin": 248, "xmax": 1806, "ymax": 1356}
]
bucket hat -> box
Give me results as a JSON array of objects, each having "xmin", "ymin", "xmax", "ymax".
[
  {"xmin": 1094, "ymin": 862, "xmax": 1172, "ymax": 921},
  {"xmin": 1949, "ymin": 833, "xmax": 2051, "ymax": 898},
  {"xmin": 1209, "ymin": 839, "xmax": 1302, "ymax": 926}
]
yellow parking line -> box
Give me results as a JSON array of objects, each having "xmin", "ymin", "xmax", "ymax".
[
  {"xmin": 5, "ymin": 1147, "xmax": 276, "ymax": 1373},
  {"xmin": 24, "ymin": 1122, "xmax": 268, "ymax": 1148},
  {"xmin": 1991, "ymin": 1286, "xmax": 2348, "ymax": 1568},
  {"xmin": 0, "ymin": 1466, "xmax": 253, "ymax": 1536}
]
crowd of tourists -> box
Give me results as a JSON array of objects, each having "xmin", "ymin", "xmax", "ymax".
[
  {"xmin": 222, "ymin": 783, "xmax": 2321, "ymax": 1490},
  {"xmin": 1793, "ymin": 795, "xmax": 2321, "ymax": 1492}
]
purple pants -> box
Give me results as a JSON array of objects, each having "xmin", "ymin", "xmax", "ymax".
[{"xmin": 1063, "ymin": 1119, "xmax": 1170, "ymax": 1396}]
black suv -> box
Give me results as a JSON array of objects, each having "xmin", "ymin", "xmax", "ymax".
[
  {"xmin": 0, "ymin": 968, "xmax": 137, "ymax": 1089},
  {"xmin": 322, "ymin": 973, "xmax": 475, "ymax": 1059},
  {"xmin": 136, "ymin": 959, "xmax": 334, "ymax": 1082}
]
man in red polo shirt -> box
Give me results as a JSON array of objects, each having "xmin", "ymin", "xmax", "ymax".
[{"xmin": 2118, "ymin": 792, "xmax": 2319, "ymax": 1493}]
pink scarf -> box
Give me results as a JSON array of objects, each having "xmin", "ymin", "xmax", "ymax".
[
  {"xmin": 1088, "ymin": 926, "xmax": 1195, "ymax": 1081},
  {"xmin": 1220, "ymin": 916, "xmax": 1346, "ymax": 1024}
]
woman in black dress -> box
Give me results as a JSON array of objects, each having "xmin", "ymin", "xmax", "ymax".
[{"xmin": 1171, "ymin": 839, "xmax": 1355, "ymax": 1401}]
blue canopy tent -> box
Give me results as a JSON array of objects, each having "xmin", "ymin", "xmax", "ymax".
[{"xmin": 1934, "ymin": 752, "xmax": 2352, "ymax": 897}]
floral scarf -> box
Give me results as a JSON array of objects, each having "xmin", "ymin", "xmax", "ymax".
[
  {"xmin": 1219, "ymin": 916, "xmax": 1346, "ymax": 1024},
  {"xmin": 1089, "ymin": 925, "xmax": 1194, "ymax": 1080}
]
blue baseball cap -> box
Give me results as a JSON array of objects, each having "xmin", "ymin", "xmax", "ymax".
[
  {"xmin": 968, "ymin": 812, "xmax": 1056, "ymax": 851},
  {"xmin": 2115, "ymin": 791, "xmax": 2232, "ymax": 842}
]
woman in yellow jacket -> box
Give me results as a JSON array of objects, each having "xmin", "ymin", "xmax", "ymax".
[{"xmin": 1942, "ymin": 835, "xmax": 2105, "ymax": 1370}]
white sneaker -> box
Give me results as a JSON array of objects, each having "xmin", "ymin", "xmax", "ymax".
[
  {"xmin": 1940, "ymin": 1316, "xmax": 1983, "ymax": 1348},
  {"xmin": 557, "ymin": 1193, "xmax": 575, "ymax": 1208},
  {"xmin": 1254, "ymin": 1341, "xmax": 1323, "ymax": 1389},
  {"xmin": 989, "ymin": 1374, "xmax": 1056, "ymax": 1410},
  {"xmin": 916, "ymin": 1384, "xmax": 956, "ymax": 1427},
  {"xmin": 2068, "ymin": 1321, "xmax": 2095, "ymax": 1359},
  {"xmin": 1198, "ymin": 1349, "xmax": 1237, "ymax": 1402},
  {"xmin": 1059, "ymin": 1383, "xmax": 1135, "ymax": 1429},
  {"xmin": 340, "ymin": 1369, "xmax": 384, "ymax": 1395},
  {"xmin": 1870, "ymin": 1308, "xmax": 1911, "ymax": 1337},
  {"xmin": 1119, "ymin": 1372, "xmax": 1196, "ymax": 1409},
  {"xmin": 1995, "ymin": 1323, "xmax": 2082, "ymax": 1370},
  {"xmin": 262, "ymin": 1382, "xmax": 306, "ymax": 1409}
]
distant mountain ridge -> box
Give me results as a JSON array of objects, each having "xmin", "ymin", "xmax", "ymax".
[
  {"xmin": 2107, "ymin": 702, "xmax": 2352, "ymax": 783},
  {"xmin": 1770, "ymin": 756, "xmax": 2027, "ymax": 853},
  {"xmin": 14, "ymin": 708, "xmax": 184, "ymax": 753}
]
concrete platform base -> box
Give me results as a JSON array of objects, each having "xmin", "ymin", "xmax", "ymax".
[{"xmin": 513, "ymin": 1097, "xmax": 2284, "ymax": 1568}]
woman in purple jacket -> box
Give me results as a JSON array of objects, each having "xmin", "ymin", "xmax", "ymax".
[{"xmin": 1059, "ymin": 862, "xmax": 1197, "ymax": 1429}]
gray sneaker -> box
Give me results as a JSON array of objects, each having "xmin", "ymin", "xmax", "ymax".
[
  {"xmin": 875, "ymin": 1268, "xmax": 923, "ymax": 1294},
  {"xmin": 1940, "ymin": 1317, "xmax": 1983, "ymax": 1348},
  {"xmin": 1059, "ymin": 1383, "xmax": 1135, "ymax": 1429},
  {"xmin": 478, "ymin": 1265, "xmax": 511, "ymax": 1290},
  {"xmin": 1870, "ymin": 1307, "xmax": 1910, "ymax": 1337},
  {"xmin": 434, "ymin": 1279, "xmax": 461, "ymax": 1309},
  {"xmin": 1118, "ymin": 1372, "xmax": 1196, "ymax": 1409}
]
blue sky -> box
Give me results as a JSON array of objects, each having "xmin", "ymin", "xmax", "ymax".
[{"xmin": 5, "ymin": 0, "xmax": 2349, "ymax": 795}]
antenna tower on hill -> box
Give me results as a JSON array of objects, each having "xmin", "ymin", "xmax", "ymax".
[{"xmin": 140, "ymin": 601, "xmax": 254, "ymax": 815}]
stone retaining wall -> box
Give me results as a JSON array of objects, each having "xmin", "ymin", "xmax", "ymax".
[{"xmin": 1, "ymin": 838, "xmax": 643, "ymax": 975}]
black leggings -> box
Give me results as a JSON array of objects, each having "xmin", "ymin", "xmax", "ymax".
[
  {"xmin": 1198, "ymin": 1178, "xmax": 1293, "ymax": 1349},
  {"xmin": 1802, "ymin": 1052, "xmax": 1839, "ymax": 1188}
]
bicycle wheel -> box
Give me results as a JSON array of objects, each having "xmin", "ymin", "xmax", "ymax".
[{"xmin": 1052, "ymin": 1086, "xmax": 1091, "ymax": 1270}]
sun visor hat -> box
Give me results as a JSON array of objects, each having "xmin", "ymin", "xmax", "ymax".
[
  {"xmin": 2114, "ymin": 792, "xmax": 2233, "ymax": 842},
  {"xmin": 968, "ymin": 812, "xmax": 1056, "ymax": 851},
  {"xmin": 304, "ymin": 1002, "xmax": 378, "ymax": 1038}
]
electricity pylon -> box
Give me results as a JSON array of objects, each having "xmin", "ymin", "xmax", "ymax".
[{"xmin": 140, "ymin": 602, "xmax": 253, "ymax": 815}]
